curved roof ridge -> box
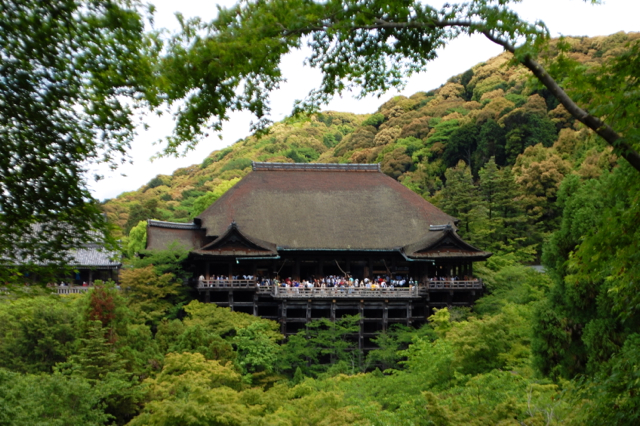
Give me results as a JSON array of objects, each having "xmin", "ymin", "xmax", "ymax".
[
  {"xmin": 147, "ymin": 219, "xmax": 200, "ymax": 230},
  {"xmin": 252, "ymin": 162, "xmax": 380, "ymax": 172}
]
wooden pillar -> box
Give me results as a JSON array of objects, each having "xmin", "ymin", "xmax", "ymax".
[
  {"xmin": 407, "ymin": 301, "xmax": 412, "ymax": 326},
  {"xmin": 469, "ymin": 262, "xmax": 473, "ymax": 277},
  {"xmin": 331, "ymin": 300, "xmax": 336, "ymax": 322},
  {"xmin": 271, "ymin": 260, "xmax": 277, "ymax": 277},
  {"xmin": 253, "ymin": 294, "xmax": 259, "ymax": 316},
  {"xmin": 204, "ymin": 290, "xmax": 210, "ymax": 303},
  {"xmin": 228, "ymin": 291, "xmax": 234, "ymax": 310},
  {"xmin": 368, "ymin": 258, "xmax": 374, "ymax": 279},
  {"xmin": 359, "ymin": 300, "xmax": 364, "ymax": 352},
  {"xmin": 205, "ymin": 262, "xmax": 210, "ymax": 280},
  {"xmin": 88, "ymin": 269, "xmax": 93, "ymax": 284},
  {"xmin": 228, "ymin": 261, "xmax": 233, "ymax": 281},
  {"xmin": 383, "ymin": 300, "xmax": 389, "ymax": 331},
  {"xmin": 280, "ymin": 301, "xmax": 287, "ymax": 335},
  {"xmin": 306, "ymin": 301, "xmax": 312, "ymax": 323}
]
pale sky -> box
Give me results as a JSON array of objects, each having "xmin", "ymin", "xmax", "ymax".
[{"xmin": 88, "ymin": 0, "xmax": 639, "ymax": 201}]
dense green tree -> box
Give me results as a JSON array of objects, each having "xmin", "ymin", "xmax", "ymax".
[
  {"xmin": 565, "ymin": 333, "xmax": 640, "ymax": 426},
  {"xmin": 124, "ymin": 199, "xmax": 159, "ymax": 235},
  {"xmin": 474, "ymin": 264, "xmax": 551, "ymax": 316},
  {"xmin": 0, "ymin": 368, "xmax": 111, "ymax": 425},
  {"xmin": 279, "ymin": 316, "xmax": 361, "ymax": 377},
  {"xmin": 476, "ymin": 158, "xmax": 532, "ymax": 255},
  {"xmin": 119, "ymin": 265, "xmax": 185, "ymax": 327},
  {"xmin": 440, "ymin": 160, "xmax": 481, "ymax": 239},
  {"xmin": 0, "ymin": 0, "xmax": 159, "ymax": 278},
  {"xmin": 533, "ymin": 162, "xmax": 640, "ymax": 380},
  {"xmin": 126, "ymin": 352, "xmax": 250, "ymax": 426},
  {"xmin": 442, "ymin": 123, "xmax": 479, "ymax": 171},
  {"xmin": 478, "ymin": 157, "xmax": 500, "ymax": 221},
  {"xmin": 232, "ymin": 321, "xmax": 281, "ymax": 376},
  {"xmin": 130, "ymin": 245, "xmax": 190, "ymax": 280},
  {"xmin": 366, "ymin": 324, "xmax": 436, "ymax": 371},
  {"xmin": 477, "ymin": 119, "xmax": 507, "ymax": 166},
  {"xmin": 0, "ymin": 295, "xmax": 81, "ymax": 374},
  {"xmin": 126, "ymin": 220, "xmax": 147, "ymax": 258},
  {"xmin": 513, "ymin": 145, "xmax": 572, "ymax": 234},
  {"xmin": 503, "ymin": 111, "xmax": 558, "ymax": 164},
  {"xmin": 380, "ymin": 146, "xmax": 413, "ymax": 179}
]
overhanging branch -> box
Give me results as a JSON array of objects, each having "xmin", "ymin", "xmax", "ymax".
[{"xmin": 482, "ymin": 30, "xmax": 640, "ymax": 173}]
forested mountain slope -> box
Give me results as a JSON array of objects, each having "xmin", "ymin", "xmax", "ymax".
[{"xmin": 104, "ymin": 32, "xmax": 635, "ymax": 256}]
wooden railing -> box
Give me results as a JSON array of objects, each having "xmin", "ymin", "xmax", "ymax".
[
  {"xmin": 421, "ymin": 280, "xmax": 483, "ymax": 290},
  {"xmin": 272, "ymin": 286, "xmax": 420, "ymax": 299},
  {"xmin": 196, "ymin": 279, "xmax": 483, "ymax": 297},
  {"xmin": 54, "ymin": 285, "xmax": 125, "ymax": 295},
  {"xmin": 55, "ymin": 286, "xmax": 92, "ymax": 294},
  {"xmin": 198, "ymin": 279, "xmax": 258, "ymax": 289}
]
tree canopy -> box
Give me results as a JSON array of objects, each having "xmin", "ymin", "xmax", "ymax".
[
  {"xmin": 0, "ymin": 0, "xmax": 159, "ymax": 278},
  {"xmin": 155, "ymin": 0, "xmax": 640, "ymax": 173}
]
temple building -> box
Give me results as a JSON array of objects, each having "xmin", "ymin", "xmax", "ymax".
[
  {"xmin": 147, "ymin": 162, "xmax": 491, "ymax": 341},
  {"xmin": 4, "ymin": 223, "xmax": 122, "ymax": 286}
]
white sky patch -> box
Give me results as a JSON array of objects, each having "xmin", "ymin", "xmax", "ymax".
[{"xmin": 88, "ymin": 0, "xmax": 640, "ymax": 201}]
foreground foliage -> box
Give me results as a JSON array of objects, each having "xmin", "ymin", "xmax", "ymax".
[
  {"xmin": 2, "ymin": 229, "xmax": 638, "ymax": 425},
  {"xmin": 0, "ymin": 0, "xmax": 160, "ymax": 281}
]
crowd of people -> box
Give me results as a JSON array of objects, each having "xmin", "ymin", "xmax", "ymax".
[{"xmin": 256, "ymin": 275, "xmax": 420, "ymax": 291}]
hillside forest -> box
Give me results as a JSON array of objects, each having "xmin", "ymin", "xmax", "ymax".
[{"xmin": 1, "ymin": 32, "xmax": 640, "ymax": 425}]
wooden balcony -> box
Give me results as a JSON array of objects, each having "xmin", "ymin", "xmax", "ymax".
[
  {"xmin": 272, "ymin": 286, "xmax": 420, "ymax": 299},
  {"xmin": 422, "ymin": 280, "xmax": 483, "ymax": 290},
  {"xmin": 197, "ymin": 279, "xmax": 483, "ymax": 299},
  {"xmin": 55, "ymin": 286, "xmax": 92, "ymax": 294},
  {"xmin": 197, "ymin": 279, "xmax": 482, "ymax": 291},
  {"xmin": 198, "ymin": 279, "xmax": 258, "ymax": 289}
]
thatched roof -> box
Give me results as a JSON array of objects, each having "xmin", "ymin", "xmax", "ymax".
[
  {"xmin": 146, "ymin": 220, "xmax": 206, "ymax": 251},
  {"xmin": 194, "ymin": 162, "xmax": 458, "ymax": 251}
]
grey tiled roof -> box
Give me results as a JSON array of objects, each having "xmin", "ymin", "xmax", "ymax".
[
  {"xmin": 70, "ymin": 244, "xmax": 121, "ymax": 269},
  {"xmin": 2, "ymin": 222, "xmax": 122, "ymax": 269},
  {"xmin": 7, "ymin": 243, "xmax": 122, "ymax": 269}
]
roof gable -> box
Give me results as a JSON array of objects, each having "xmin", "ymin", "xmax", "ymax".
[
  {"xmin": 403, "ymin": 224, "xmax": 491, "ymax": 260},
  {"xmin": 194, "ymin": 222, "xmax": 277, "ymax": 257}
]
